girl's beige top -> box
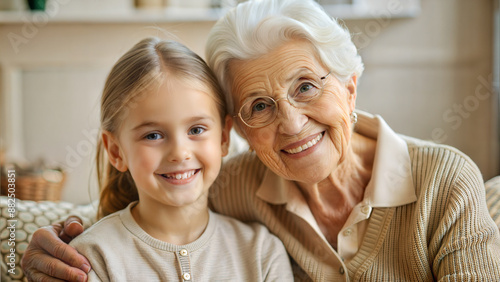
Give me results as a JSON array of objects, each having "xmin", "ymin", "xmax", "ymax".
[{"xmin": 70, "ymin": 203, "xmax": 293, "ymax": 281}]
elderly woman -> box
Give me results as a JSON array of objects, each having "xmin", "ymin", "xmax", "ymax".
[{"xmin": 21, "ymin": 0, "xmax": 500, "ymax": 281}]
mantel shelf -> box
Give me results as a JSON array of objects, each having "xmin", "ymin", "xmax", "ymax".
[
  {"xmin": 0, "ymin": 8, "xmax": 225, "ymax": 24},
  {"xmin": 0, "ymin": 3, "xmax": 420, "ymax": 24}
]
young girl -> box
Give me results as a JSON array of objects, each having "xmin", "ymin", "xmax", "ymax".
[{"xmin": 69, "ymin": 37, "xmax": 293, "ymax": 281}]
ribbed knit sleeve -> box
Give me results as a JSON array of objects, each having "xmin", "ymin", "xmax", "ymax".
[
  {"xmin": 420, "ymin": 148, "xmax": 500, "ymax": 281},
  {"xmin": 350, "ymin": 141, "xmax": 500, "ymax": 281},
  {"xmin": 485, "ymin": 176, "xmax": 500, "ymax": 229},
  {"xmin": 211, "ymin": 153, "xmax": 321, "ymax": 281},
  {"xmin": 210, "ymin": 152, "xmax": 268, "ymax": 221}
]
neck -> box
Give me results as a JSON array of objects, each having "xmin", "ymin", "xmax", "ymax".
[
  {"xmin": 298, "ymin": 132, "xmax": 376, "ymax": 246},
  {"xmin": 131, "ymin": 198, "xmax": 209, "ymax": 245}
]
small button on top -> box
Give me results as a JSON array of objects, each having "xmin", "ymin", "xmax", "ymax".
[
  {"xmin": 180, "ymin": 249, "xmax": 188, "ymax": 256},
  {"xmin": 183, "ymin": 273, "xmax": 191, "ymax": 280},
  {"xmin": 343, "ymin": 229, "xmax": 352, "ymax": 236},
  {"xmin": 361, "ymin": 205, "xmax": 371, "ymax": 214}
]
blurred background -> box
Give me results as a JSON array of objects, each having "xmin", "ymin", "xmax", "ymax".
[{"xmin": 0, "ymin": 0, "xmax": 499, "ymax": 204}]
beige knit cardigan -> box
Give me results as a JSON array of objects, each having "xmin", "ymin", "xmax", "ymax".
[{"xmin": 209, "ymin": 136, "xmax": 500, "ymax": 281}]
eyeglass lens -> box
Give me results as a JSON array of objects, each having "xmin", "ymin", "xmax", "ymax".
[{"xmin": 239, "ymin": 72, "xmax": 327, "ymax": 128}]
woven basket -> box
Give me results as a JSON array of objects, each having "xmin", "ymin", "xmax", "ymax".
[{"xmin": 1, "ymin": 170, "xmax": 65, "ymax": 202}]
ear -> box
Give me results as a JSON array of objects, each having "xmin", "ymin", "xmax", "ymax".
[
  {"xmin": 346, "ymin": 75, "xmax": 358, "ymax": 113},
  {"xmin": 102, "ymin": 130, "xmax": 128, "ymax": 172},
  {"xmin": 220, "ymin": 115, "xmax": 233, "ymax": 157}
]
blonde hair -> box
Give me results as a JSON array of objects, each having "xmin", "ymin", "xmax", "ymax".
[
  {"xmin": 96, "ymin": 37, "xmax": 226, "ymax": 219},
  {"xmin": 206, "ymin": 0, "xmax": 364, "ymax": 114}
]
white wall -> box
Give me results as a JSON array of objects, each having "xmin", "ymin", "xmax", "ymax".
[
  {"xmin": 0, "ymin": 0, "xmax": 497, "ymax": 204},
  {"xmin": 349, "ymin": 0, "xmax": 498, "ymax": 179}
]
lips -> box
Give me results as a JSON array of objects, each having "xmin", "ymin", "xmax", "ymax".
[
  {"xmin": 282, "ymin": 132, "xmax": 324, "ymax": 154},
  {"xmin": 159, "ymin": 169, "xmax": 200, "ymax": 180}
]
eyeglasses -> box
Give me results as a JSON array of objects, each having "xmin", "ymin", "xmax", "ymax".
[{"xmin": 235, "ymin": 71, "xmax": 331, "ymax": 128}]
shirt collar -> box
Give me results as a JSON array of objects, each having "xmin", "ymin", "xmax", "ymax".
[{"xmin": 256, "ymin": 110, "xmax": 417, "ymax": 208}]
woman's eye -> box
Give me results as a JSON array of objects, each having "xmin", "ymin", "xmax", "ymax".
[
  {"xmin": 252, "ymin": 102, "xmax": 268, "ymax": 112},
  {"xmin": 292, "ymin": 81, "xmax": 320, "ymax": 101},
  {"xmin": 145, "ymin": 133, "xmax": 162, "ymax": 140},
  {"xmin": 189, "ymin": 127, "xmax": 205, "ymax": 135},
  {"xmin": 299, "ymin": 83, "xmax": 314, "ymax": 93}
]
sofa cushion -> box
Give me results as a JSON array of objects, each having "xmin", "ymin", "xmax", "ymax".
[{"xmin": 0, "ymin": 197, "xmax": 96, "ymax": 282}]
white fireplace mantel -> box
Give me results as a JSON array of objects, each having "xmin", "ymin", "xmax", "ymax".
[{"xmin": 0, "ymin": 0, "xmax": 421, "ymax": 24}]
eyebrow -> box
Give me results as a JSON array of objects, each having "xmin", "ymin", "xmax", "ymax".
[
  {"xmin": 285, "ymin": 68, "xmax": 314, "ymax": 84},
  {"xmin": 131, "ymin": 121, "xmax": 161, "ymax": 131},
  {"xmin": 131, "ymin": 115, "xmax": 216, "ymax": 131}
]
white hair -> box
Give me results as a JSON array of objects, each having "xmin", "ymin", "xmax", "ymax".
[{"xmin": 206, "ymin": 0, "xmax": 364, "ymax": 114}]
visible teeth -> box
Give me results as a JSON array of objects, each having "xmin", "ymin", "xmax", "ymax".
[
  {"xmin": 164, "ymin": 170, "xmax": 196, "ymax": 180},
  {"xmin": 285, "ymin": 133, "xmax": 323, "ymax": 154}
]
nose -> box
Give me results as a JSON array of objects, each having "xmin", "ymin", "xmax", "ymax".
[
  {"xmin": 276, "ymin": 99, "xmax": 308, "ymax": 135},
  {"xmin": 167, "ymin": 139, "xmax": 191, "ymax": 163}
]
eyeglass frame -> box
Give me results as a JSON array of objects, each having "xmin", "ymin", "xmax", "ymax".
[{"xmin": 233, "ymin": 71, "xmax": 331, "ymax": 129}]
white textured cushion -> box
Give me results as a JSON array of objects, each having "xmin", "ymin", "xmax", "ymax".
[{"xmin": 0, "ymin": 197, "xmax": 96, "ymax": 282}]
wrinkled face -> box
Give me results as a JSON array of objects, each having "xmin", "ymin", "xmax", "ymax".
[
  {"xmin": 229, "ymin": 39, "xmax": 357, "ymax": 185},
  {"xmin": 108, "ymin": 75, "xmax": 230, "ymax": 210}
]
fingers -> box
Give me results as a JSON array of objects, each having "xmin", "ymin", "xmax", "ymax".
[
  {"xmin": 51, "ymin": 220, "xmax": 64, "ymax": 236},
  {"xmin": 38, "ymin": 226, "xmax": 91, "ymax": 270},
  {"xmin": 65, "ymin": 215, "xmax": 84, "ymax": 226},
  {"xmin": 21, "ymin": 225, "xmax": 90, "ymax": 282},
  {"xmin": 26, "ymin": 270, "xmax": 71, "ymax": 282},
  {"xmin": 24, "ymin": 254, "xmax": 87, "ymax": 282},
  {"xmin": 28, "ymin": 273, "xmax": 64, "ymax": 282},
  {"xmin": 60, "ymin": 217, "xmax": 84, "ymax": 243}
]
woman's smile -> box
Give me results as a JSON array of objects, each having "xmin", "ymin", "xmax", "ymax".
[{"xmin": 281, "ymin": 131, "xmax": 324, "ymax": 155}]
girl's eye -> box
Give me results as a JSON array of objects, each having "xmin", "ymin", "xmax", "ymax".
[
  {"xmin": 145, "ymin": 133, "xmax": 162, "ymax": 140},
  {"xmin": 189, "ymin": 127, "xmax": 205, "ymax": 136}
]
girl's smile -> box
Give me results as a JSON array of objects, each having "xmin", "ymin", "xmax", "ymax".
[{"xmin": 156, "ymin": 168, "xmax": 201, "ymax": 185}]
